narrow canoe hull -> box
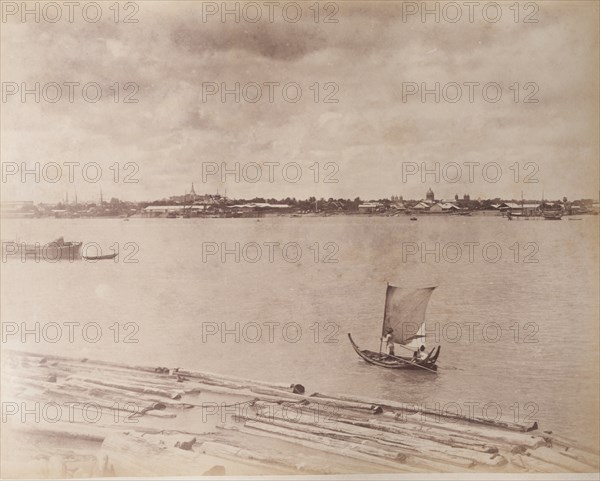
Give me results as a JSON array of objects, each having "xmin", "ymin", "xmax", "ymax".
[
  {"xmin": 83, "ymin": 253, "xmax": 118, "ymax": 261},
  {"xmin": 348, "ymin": 333, "xmax": 440, "ymax": 371}
]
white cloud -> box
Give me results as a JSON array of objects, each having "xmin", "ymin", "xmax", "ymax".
[{"xmin": 1, "ymin": 1, "xmax": 598, "ymax": 202}]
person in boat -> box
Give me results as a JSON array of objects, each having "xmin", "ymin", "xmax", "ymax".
[
  {"xmin": 382, "ymin": 328, "xmax": 395, "ymax": 357},
  {"xmin": 412, "ymin": 345, "xmax": 427, "ymax": 362}
]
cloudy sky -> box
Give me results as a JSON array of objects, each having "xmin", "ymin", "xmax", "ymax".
[{"xmin": 1, "ymin": 1, "xmax": 598, "ymax": 203}]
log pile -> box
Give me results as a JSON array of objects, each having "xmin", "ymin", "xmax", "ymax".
[{"xmin": 2, "ymin": 349, "xmax": 598, "ymax": 477}]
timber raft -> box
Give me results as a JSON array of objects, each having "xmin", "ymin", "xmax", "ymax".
[{"xmin": 2, "ymin": 350, "xmax": 598, "ymax": 477}]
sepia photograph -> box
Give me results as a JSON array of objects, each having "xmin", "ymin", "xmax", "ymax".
[{"xmin": 1, "ymin": 0, "xmax": 599, "ymax": 479}]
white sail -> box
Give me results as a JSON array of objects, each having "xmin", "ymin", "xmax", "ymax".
[
  {"xmin": 381, "ymin": 285, "xmax": 436, "ymax": 346},
  {"xmin": 405, "ymin": 324, "xmax": 426, "ymax": 352}
]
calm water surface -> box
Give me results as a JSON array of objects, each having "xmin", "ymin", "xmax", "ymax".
[{"xmin": 2, "ymin": 215, "xmax": 598, "ymax": 449}]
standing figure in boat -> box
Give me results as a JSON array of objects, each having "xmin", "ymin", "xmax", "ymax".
[{"xmin": 382, "ymin": 328, "xmax": 395, "ymax": 357}]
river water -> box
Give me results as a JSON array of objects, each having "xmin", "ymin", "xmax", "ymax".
[{"xmin": 1, "ymin": 215, "xmax": 598, "ymax": 450}]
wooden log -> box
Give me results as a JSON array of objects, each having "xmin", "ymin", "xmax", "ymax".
[
  {"xmin": 508, "ymin": 453, "xmax": 556, "ymax": 472},
  {"xmin": 379, "ymin": 412, "xmax": 547, "ymax": 449},
  {"xmin": 311, "ymin": 392, "xmax": 537, "ymax": 432},
  {"xmin": 331, "ymin": 414, "xmax": 505, "ymax": 456},
  {"xmin": 6, "ymin": 350, "xmax": 595, "ymax": 475},
  {"xmin": 64, "ymin": 372, "xmax": 186, "ymax": 393},
  {"xmin": 56, "ymin": 361, "xmax": 175, "ymax": 381},
  {"xmin": 177, "ymin": 374, "xmax": 305, "ymax": 402},
  {"xmin": 8, "ymin": 353, "xmax": 296, "ymax": 401},
  {"xmin": 228, "ymin": 423, "xmax": 425, "ymax": 472},
  {"xmin": 200, "ymin": 441, "xmax": 337, "ymax": 474},
  {"xmin": 178, "ymin": 368, "xmax": 301, "ymax": 393},
  {"xmin": 6, "ymin": 383, "xmax": 173, "ymax": 421},
  {"xmin": 68, "ymin": 376, "xmax": 184, "ymax": 400},
  {"xmin": 100, "ymin": 431, "xmax": 293, "ymax": 476},
  {"xmin": 2, "ymin": 367, "xmax": 61, "ymax": 385},
  {"xmin": 527, "ymin": 446, "xmax": 598, "ymax": 472},
  {"xmin": 238, "ymin": 417, "xmax": 463, "ymax": 468},
  {"xmin": 5, "ymin": 350, "xmax": 164, "ymax": 376},
  {"xmin": 62, "ymin": 378, "xmax": 188, "ymax": 409},
  {"xmin": 7, "ymin": 419, "xmax": 126, "ymax": 442},
  {"xmin": 177, "ymin": 382, "xmax": 316, "ymax": 412},
  {"xmin": 5, "ymin": 349, "xmax": 299, "ymax": 396},
  {"xmin": 239, "ymin": 409, "xmax": 506, "ymax": 468},
  {"xmin": 543, "ymin": 432, "xmax": 600, "ymax": 464},
  {"xmin": 297, "ymin": 395, "xmax": 385, "ymax": 415},
  {"xmin": 4, "ymin": 376, "xmax": 66, "ymax": 395},
  {"xmin": 553, "ymin": 447, "xmax": 600, "ymax": 469}
]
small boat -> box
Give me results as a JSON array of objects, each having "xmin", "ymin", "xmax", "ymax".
[
  {"xmin": 506, "ymin": 211, "xmax": 523, "ymax": 220},
  {"xmin": 410, "ymin": 216, "xmax": 417, "ymax": 221},
  {"xmin": 542, "ymin": 211, "xmax": 562, "ymax": 220},
  {"xmin": 506, "ymin": 212, "xmax": 538, "ymax": 220},
  {"xmin": 7, "ymin": 237, "xmax": 82, "ymax": 261},
  {"xmin": 348, "ymin": 284, "xmax": 441, "ymax": 373},
  {"xmin": 83, "ymin": 253, "xmax": 118, "ymax": 261}
]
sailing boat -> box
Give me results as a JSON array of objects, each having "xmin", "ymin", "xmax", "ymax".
[
  {"xmin": 507, "ymin": 192, "xmax": 527, "ymax": 220},
  {"xmin": 348, "ymin": 284, "xmax": 441, "ymax": 372}
]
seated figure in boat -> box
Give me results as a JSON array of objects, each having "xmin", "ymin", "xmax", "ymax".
[
  {"xmin": 382, "ymin": 328, "xmax": 395, "ymax": 357},
  {"xmin": 412, "ymin": 345, "xmax": 427, "ymax": 362}
]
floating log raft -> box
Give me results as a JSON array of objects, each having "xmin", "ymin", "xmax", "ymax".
[{"xmin": 1, "ymin": 349, "xmax": 598, "ymax": 478}]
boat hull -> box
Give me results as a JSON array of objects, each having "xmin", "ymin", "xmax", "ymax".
[
  {"xmin": 8, "ymin": 241, "xmax": 82, "ymax": 261},
  {"xmin": 348, "ymin": 333, "xmax": 440, "ymax": 371},
  {"xmin": 83, "ymin": 253, "xmax": 118, "ymax": 261}
]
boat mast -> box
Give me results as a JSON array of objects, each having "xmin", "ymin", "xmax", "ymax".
[
  {"xmin": 541, "ymin": 189, "xmax": 544, "ymax": 215},
  {"xmin": 379, "ymin": 282, "xmax": 388, "ymax": 355},
  {"xmin": 521, "ymin": 191, "xmax": 524, "ymax": 216}
]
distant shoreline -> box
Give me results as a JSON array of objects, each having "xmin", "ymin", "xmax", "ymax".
[{"xmin": 2, "ymin": 210, "xmax": 599, "ymax": 220}]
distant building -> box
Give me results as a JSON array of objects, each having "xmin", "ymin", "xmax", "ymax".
[
  {"xmin": 498, "ymin": 202, "xmax": 541, "ymax": 216},
  {"xmin": 411, "ymin": 200, "xmax": 459, "ymax": 213},
  {"xmin": 430, "ymin": 202, "xmax": 460, "ymax": 213},
  {"xmin": 229, "ymin": 203, "xmax": 290, "ymax": 210},
  {"xmin": 143, "ymin": 205, "xmax": 192, "ymax": 217},
  {"xmin": 413, "ymin": 202, "xmax": 431, "ymax": 210},
  {"xmin": 426, "ymin": 188, "xmax": 435, "ymax": 202},
  {"xmin": 358, "ymin": 203, "xmax": 382, "ymax": 213},
  {"xmin": 143, "ymin": 205, "xmax": 220, "ymax": 217},
  {"xmin": 1, "ymin": 201, "xmax": 36, "ymax": 217}
]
